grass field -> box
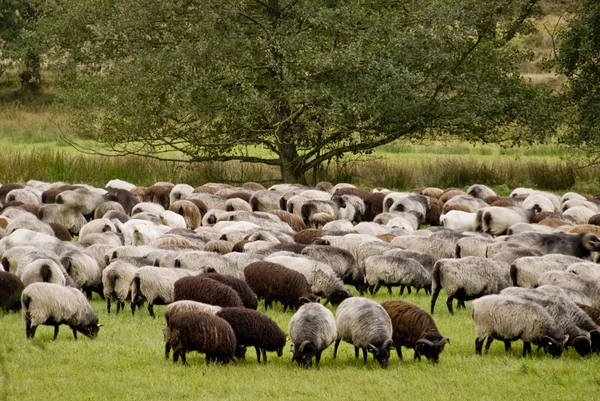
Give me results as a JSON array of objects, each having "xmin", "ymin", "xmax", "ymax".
[{"xmin": 1, "ymin": 290, "xmax": 598, "ymax": 401}]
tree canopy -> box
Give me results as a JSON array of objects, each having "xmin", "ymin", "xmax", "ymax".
[
  {"xmin": 554, "ymin": 0, "xmax": 600, "ymax": 161},
  {"xmin": 39, "ymin": 0, "xmax": 555, "ymax": 183}
]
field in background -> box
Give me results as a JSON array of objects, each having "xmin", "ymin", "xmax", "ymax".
[{"xmin": 1, "ymin": 290, "xmax": 598, "ymax": 401}]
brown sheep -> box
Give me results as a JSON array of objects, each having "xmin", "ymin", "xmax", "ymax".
[
  {"xmin": 165, "ymin": 310, "xmax": 237, "ymax": 364},
  {"xmin": 202, "ymin": 273, "xmax": 258, "ymax": 309},
  {"xmin": 244, "ymin": 261, "xmax": 318, "ymax": 311},
  {"xmin": 203, "ymin": 240, "xmax": 234, "ymax": 255},
  {"xmin": 426, "ymin": 197, "xmax": 443, "ymax": 226},
  {"xmin": 490, "ymin": 199, "xmax": 516, "ymax": 208},
  {"xmin": 309, "ymin": 213, "xmax": 335, "ymax": 229},
  {"xmin": 242, "ymin": 182, "xmax": 266, "ymax": 191},
  {"xmin": 577, "ymin": 303, "xmax": 600, "ymax": 326},
  {"xmin": 0, "ymin": 271, "xmax": 24, "ymax": 312},
  {"xmin": 267, "ymin": 210, "xmax": 306, "ymax": 232},
  {"xmin": 421, "ymin": 187, "xmax": 444, "ymax": 199},
  {"xmin": 294, "ymin": 229, "xmax": 324, "ymax": 245},
  {"xmin": 442, "ymin": 204, "xmax": 474, "ymax": 214},
  {"xmin": 439, "ymin": 189, "xmax": 464, "ymax": 204},
  {"xmin": 224, "ymin": 191, "xmax": 253, "ymax": 203},
  {"xmin": 569, "ymin": 225, "xmax": 600, "ymax": 236},
  {"xmin": 538, "ymin": 218, "xmax": 572, "ymax": 228},
  {"xmin": 174, "ymin": 276, "xmax": 243, "ymax": 308},
  {"xmin": 381, "ymin": 300, "xmax": 449, "ymax": 363},
  {"xmin": 531, "ymin": 211, "xmax": 562, "ymax": 224},
  {"xmin": 169, "ymin": 200, "xmax": 202, "ymax": 229}
]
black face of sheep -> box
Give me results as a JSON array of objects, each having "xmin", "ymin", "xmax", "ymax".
[
  {"xmin": 369, "ymin": 339, "xmax": 394, "ymax": 368},
  {"xmin": 415, "ymin": 337, "xmax": 449, "ymax": 363},
  {"xmin": 327, "ymin": 290, "xmax": 352, "ymax": 306},
  {"xmin": 569, "ymin": 336, "xmax": 592, "ymax": 357},
  {"xmin": 590, "ymin": 331, "xmax": 600, "ymax": 353},
  {"xmin": 79, "ymin": 323, "xmax": 101, "ymax": 339},
  {"xmin": 541, "ymin": 336, "xmax": 565, "ymax": 358},
  {"xmin": 292, "ymin": 341, "xmax": 318, "ymax": 368},
  {"xmin": 582, "ymin": 233, "xmax": 600, "ymax": 252}
]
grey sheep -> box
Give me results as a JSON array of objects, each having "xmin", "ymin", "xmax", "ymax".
[
  {"xmin": 472, "ymin": 294, "xmax": 566, "ymax": 357},
  {"xmin": 288, "ymin": 302, "xmax": 337, "ymax": 368},
  {"xmin": 333, "ymin": 297, "xmax": 394, "ymax": 368},
  {"xmin": 431, "ymin": 257, "xmax": 510, "ymax": 314},
  {"xmin": 364, "ymin": 255, "xmax": 432, "ymax": 296},
  {"xmin": 174, "ymin": 251, "xmax": 243, "ymax": 279},
  {"xmin": 477, "ymin": 206, "xmax": 534, "ymax": 236},
  {"xmin": 503, "ymin": 232, "xmax": 600, "ymax": 259},
  {"xmin": 501, "ymin": 287, "xmax": 593, "ymax": 356},
  {"xmin": 102, "ymin": 259, "xmax": 140, "ymax": 314},
  {"xmin": 536, "ymin": 270, "xmax": 600, "ymax": 307},
  {"xmin": 300, "ymin": 245, "xmax": 362, "ymax": 290},
  {"xmin": 130, "ymin": 266, "xmax": 195, "ymax": 317},
  {"xmin": 510, "ymin": 254, "xmax": 586, "ymax": 288},
  {"xmin": 391, "ymin": 235, "xmax": 456, "ymax": 260},
  {"xmin": 21, "ymin": 282, "xmax": 100, "ymax": 340},
  {"xmin": 61, "ymin": 251, "xmax": 103, "ymax": 299},
  {"xmin": 536, "ymin": 284, "xmax": 593, "ymax": 306},
  {"xmin": 38, "ymin": 204, "xmax": 87, "ymax": 236}
]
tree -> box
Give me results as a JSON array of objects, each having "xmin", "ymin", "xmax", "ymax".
[
  {"xmin": 0, "ymin": 0, "xmax": 42, "ymax": 91},
  {"xmin": 39, "ymin": 0, "xmax": 555, "ymax": 183},
  {"xmin": 553, "ymin": 0, "xmax": 600, "ymax": 161}
]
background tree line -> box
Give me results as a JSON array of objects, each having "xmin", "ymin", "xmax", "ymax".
[{"xmin": 0, "ymin": 0, "xmax": 597, "ymax": 183}]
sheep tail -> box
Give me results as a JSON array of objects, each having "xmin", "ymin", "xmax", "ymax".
[
  {"xmin": 430, "ymin": 264, "xmax": 442, "ymax": 315},
  {"xmin": 510, "ymin": 264, "xmax": 519, "ymax": 287}
]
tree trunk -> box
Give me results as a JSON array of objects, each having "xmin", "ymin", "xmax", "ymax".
[{"xmin": 279, "ymin": 142, "xmax": 306, "ymax": 185}]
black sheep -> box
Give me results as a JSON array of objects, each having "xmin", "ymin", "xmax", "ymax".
[
  {"xmin": 174, "ymin": 276, "xmax": 243, "ymax": 308},
  {"xmin": 165, "ymin": 310, "xmax": 237, "ymax": 364},
  {"xmin": 0, "ymin": 271, "xmax": 24, "ymax": 312},
  {"xmin": 216, "ymin": 307, "xmax": 286, "ymax": 363},
  {"xmin": 202, "ymin": 273, "xmax": 258, "ymax": 309},
  {"xmin": 244, "ymin": 262, "xmax": 318, "ymax": 311}
]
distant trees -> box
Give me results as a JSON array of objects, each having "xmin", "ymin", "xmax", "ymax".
[{"xmin": 37, "ymin": 1, "xmax": 556, "ymax": 182}]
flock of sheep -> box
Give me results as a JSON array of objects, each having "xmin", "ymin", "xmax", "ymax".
[{"xmin": 1, "ymin": 179, "xmax": 600, "ymax": 367}]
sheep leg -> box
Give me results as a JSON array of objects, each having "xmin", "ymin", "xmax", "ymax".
[
  {"xmin": 106, "ymin": 298, "xmax": 111, "ymax": 314},
  {"xmin": 165, "ymin": 342, "xmax": 171, "ymax": 359},
  {"xmin": 29, "ymin": 325, "xmax": 38, "ymax": 339},
  {"xmin": 181, "ymin": 352, "xmax": 187, "ymax": 365},
  {"xmin": 386, "ymin": 285, "xmax": 393, "ymax": 294},
  {"xmin": 446, "ymin": 296, "xmax": 455, "ymax": 314},
  {"xmin": 475, "ymin": 337, "xmax": 485, "ymax": 355},
  {"xmin": 333, "ymin": 339, "xmax": 341, "ymax": 358},
  {"xmin": 368, "ymin": 285, "xmax": 375, "ymax": 295},
  {"xmin": 283, "ymin": 303, "xmax": 288, "ymax": 313},
  {"xmin": 117, "ymin": 301, "xmax": 123, "ymax": 314},
  {"xmin": 131, "ymin": 300, "xmax": 136, "ymax": 315},
  {"xmin": 484, "ymin": 337, "xmax": 493, "ymax": 353},
  {"xmin": 457, "ymin": 300, "xmax": 466, "ymax": 309},
  {"xmin": 85, "ymin": 289, "xmax": 92, "ymax": 300},
  {"xmin": 413, "ymin": 350, "xmax": 421, "ymax": 361},
  {"xmin": 53, "ymin": 325, "xmax": 60, "ymax": 340},
  {"xmin": 315, "ymin": 350, "xmax": 322, "ymax": 366},
  {"xmin": 373, "ymin": 283, "xmax": 382, "ymax": 295},
  {"xmin": 148, "ymin": 303, "xmax": 155, "ymax": 318},
  {"xmin": 430, "ymin": 289, "xmax": 440, "ymax": 314},
  {"xmin": 25, "ymin": 319, "xmax": 32, "ymax": 339},
  {"xmin": 173, "ymin": 351, "xmax": 180, "ymax": 363},
  {"xmin": 523, "ymin": 342, "xmax": 532, "ymax": 357},
  {"xmin": 255, "ymin": 346, "xmax": 261, "ymax": 363},
  {"xmin": 362, "ymin": 348, "xmax": 368, "ymax": 364},
  {"xmin": 262, "ymin": 349, "xmax": 267, "ymax": 364},
  {"xmin": 396, "ymin": 346, "xmax": 403, "ymax": 360},
  {"xmin": 72, "ymin": 328, "xmax": 78, "ymax": 340},
  {"xmin": 407, "ymin": 286, "xmax": 412, "ymax": 295},
  {"xmin": 400, "ymin": 285, "xmax": 405, "ymax": 295},
  {"xmin": 504, "ymin": 341, "xmax": 512, "ymax": 353}
]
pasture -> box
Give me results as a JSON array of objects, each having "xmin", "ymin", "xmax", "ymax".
[{"xmin": 1, "ymin": 289, "xmax": 598, "ymax": 401}]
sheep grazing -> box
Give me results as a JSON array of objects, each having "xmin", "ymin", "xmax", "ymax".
[
  {"xmin": 509, "ymin": 254, "xmax": 585, "ymax": 288},
  {"xmin": 503, "ymin": 232, "xmax": 600, "ymax": 259},
  {"xmin": 333, "ymin": 297, "xmax": 394, "ymax": 368},
  {"xmin": 300, "ymin": 245, "xmax": 363, "ymax": 291},
  {"xmin": 201, "ymin": 273, "xmax": 258, "ymax": 310},
  {"xmin": 244, "ymin": 262, "xmax": 317, "ymax": 311},
  {"xmin": 288, "ymin": 302, "xmax": 337, "ymax": 368},
  {"xmin": 130, "ymin": 267, "xmax": 195, "ymax": 317},
  {"xmin": 164, "ymin": 301, "xmax": 222, "ymax": 325},
  {"xmin": 164, "ymin": 310, "xmax": 237, "ymax": 364},
  {"xmin": 472, "ymin": 294, "xmax": 566, "ymax": 357},
  {"xmin": 102, "ymin": 259, "xmax": 140, "ymax": 314},
  {"xmin": 0, "ymin": 271, "xmax": 24, "ymax": 312},
  {"xmin": 61, "ymin": 251, "xmax": 103, "ymax": 299},
  {"xmin": 364, "ymin": 255, "xmax": 432, "ymax": 296},
  {"xmin": 536, "ymin": 270, "xmax": 600, "ymax": 307},
  {"xmin": 173, "ymin": 276, "xmax": 243, "ymax": 309},
  {"xmin": 216, "ymin": 307, "xmax": 286, "ymax": 363},
  {"xmin": 431, "ymin": 257, "xmax": 510, "ymax": 314},
  {"xmin": 381, "ymin": 301, "xmax": 449, "ymax": 363},
  {"xmin": 21, "ymin": 282, "xmax": 100, "ymax": 340}
]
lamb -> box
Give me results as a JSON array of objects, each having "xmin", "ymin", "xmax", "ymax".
[
  {"xmin": 216, "ymin": 307, "xmax": 286, "ymax": 363},
  {"xmin": 501, "ymin": 287, "xmax": 594, "ymax": 356},
  {"xmin": 333, "ymin": 297, "xmax": 394, "ymax": 368},
  {"xmin": 430, "ymin": 257, "xmax": 510, "ymax": 314},
  {"xmin": 173, "ymin": 275, "xmax": 244, "ymax": 308},
  {"xmin": 21, "ymin": 282, "xmax": 100, "ymax": 340},
  {"xmin": 164, "ymin": 310, "xmax": 237, "ymax": 364},
  {"xmin": 364, "ymin": 255, "xmax": 432, "ymax": 296},
  {"xmin": 288, "ymin": 302, "xmax": 337, "ymax": 368},
  {"xmin": 201, "ymin": 272, "xmax": 258, "ymax": 310},
  {"xmin": 264, "ymin": 253, "xmax": 352, "ymax": 305},
  {"xmin": 0, "ymin": 271, "xmax": 24, "ymax": 312},
  {"xmin": 503, "ymin": 232, "xmax": 600, "ymax": 258},
  {"xmin": 102, "ymin": 259, "xmax": 140, "ymax": 314},
  {"xmin": 130, "ymin": 266, "xmax": 196, "ymax": 317},
  {"xmin": 244, "ymin": 261, "xmax": 317, "ymax": 311},
  {"xmin": 472, "ymin": 294, "xmax": 566, "ymax": 357},
  {"xmin": 381, "ymin": 301, "xmax": 449, "ymax": 363},
  {"xmin": 509, "ymin": 254, "xmax": 586, "ymax": 288}
]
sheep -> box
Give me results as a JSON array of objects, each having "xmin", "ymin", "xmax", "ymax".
[
  {"xmin": 169, "ymin": 184, "xmax": 194, "ymax": 206},
  {"xmin": 430, "ymin": 257, "xmax": 510, "ymax": 314},
  {"xmin": 293, "ymin": 228, "xmax": 325, "ymax": 245},
  {"xmin": 455, "ymin": 236, "xmax": 494, "ymax": 258},
  {"xmin": 467, "ymin": 184, "xmax": 497, "ymax": 200},
  {"xmin": 477, "ymin": 207, "xmax": 533, "ymax": 235},
  {"xmin": 510, "ymin": 254, "xmax": 586, "ymax": 288},
  {"xmin": 173, "ymin": 275, "xmax": 244, "ymax": 308},
  {"xmin": 103, "ymin": 187, "xmax": 138, "ymax": 215},
  {"xmin": 503, "ymin": 232, "xmax": 600, "ymax": 259},
  {"xmin": 223, "ymin": 252, "xmax": 264, "ymax": 272},
  {"xmin": 288, "ymin": 302, "xmax": 337, "ymax": 368},
  {"xmin": 167, "ymin": 200, "xmax": 202, "ymax": 230},
  {"xmin": 266, "ymin": 210, "xmax": 306, "ymax": 232},
  {"xmin": 202, "ymin": 272, "xmax": 258, "ymax": 310},
  {"xmin": 5, "ymin": 215, "xmax": 54, "ymax": 237},
  {"xmin": 174, "ymin": 251, "xmax": 242, "ymax": 279},
  {"xmin": 61, "ymin": 251, "xmax": 103, "ymax": 298},
  {"xmin": 300, "ymin": 245, "xmax": 362, "ymax": 288},
  {"xmin": 18, "ymin": 258, "xmax": 69, "ymax": 288},
  {"xmin": 383, "ymin": 249, "xmax": 436, "ymax": 273},
  {"xmin": 248, "ymin": 190, "xmax": 283, "ymax": 212},
  {"xmin": 537, "ymin": 285, "xmax": 593, "ymax": 306},
  {"xmin": 130, "ymin": 267, "xmax": 196, "ymax": 317},
  {"xmin": 159, "ymin": 210, "xmax": 187, "ymax": 229},
  {"xmin": 333, "ymin": 297, "xmax": 394, "ymax": 368},
  {"xmin": 0, "ymin": 271, "xmax": 24, "ymax": 312},
  {"xmin": 105, "ymin": 179, "xmax": 136, "ymax": 191},
  {"xmin": 472, "ymin": 294, "xmax": 567, "ymax": 357},
  {"xmin": 443, "ymin": 194, "xmax": 488, "ymax": 212},
  {"xmin": 384, "ymin": 195, "xmax": 428, "ymax": 224},
  {"xmin": 0, "ymin": 183, "xmax": 25, "ymax": 204},
  {"xmin": 391, "ymin": 235, "xmax": 456, "ymax": 260},
  {"xmin": 522, "ymin": 194, "xmax": 557, "ymax": 213},
  {"xmin": 381, "ymin": 301, "xmax": 449, "ymax": 362},
  {"xmin": 38, "ymin": 204, "xmax": 87, "ymax": 236},
  {"xmin": 501, "ymin": 287, "xmax": 597, "ymax": 356},
  {"xmin": 244, "ymin": 261, "xmax": 317, "ymax": 311},
  {"xmin": 566, "ymin": 262, "xmax": 600, "ymax": 280},
  {"xmin": 21, "ymin": 282, "xmax": 100, "ymax": 340},
  {"xmin": 331, "ymin": 194, "xmax": 367, "ymax": 223},
  {"xmin": 577, "ymin": 303, "xmax": 600, "ymax": 327},
  {"xmin": 164, "ymin": 310, "xmax": 237, "ymax": 364},
  {"xmin": 536, "ymin": 270, "xmax": 600, "ymax": 307},
  {"xmin": 55, "ymin": 188, "xmax": 106, "ymax": 217},
  {"xmin": 364, "ymin": 255, "xmax": 432, "ymax": 296},
  {"xmin": 216, "ymin": 307, "xmax": 286, "ymax": 363},
  {"xmin": 563, "ymin": 206, "xmax": 597, "ymax": 225},
  {"xmin": 562, "ymin": 199, "xmax": 599, "ymax": 213},
  {"xmin": 264, "ymin": 253, "xmax": 352, "ymax": 305},
  {"xmin": 102, "ymin": 259, "xmax": 139, "ymax": 314},
  {"xmin": 6, "ymin": 187, "xmax": 41, "ymax": 205},
  {"xmin": 440, "ymin": 210, "xmax": 477, "ymax": 232}
]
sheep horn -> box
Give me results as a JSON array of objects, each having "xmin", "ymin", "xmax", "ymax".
[
  {"xmin": 438, "ymin": 337, "xmax": 450, "ymax": 346},
  {"xmin": 368, "ymin": 343, "xmax": 378, "ymax": 352},
  {"xmin": 571, "ymin": 335, "xmax": 590, "ymax": 344},
  {"xmin": 298, "ymin": 340, "xmax": 311, "ymax": 353},
  {"xmin": 563, "ymin": 334, "xmax": 570, "ymax": 345},
  {"xmin": 416, "ymin": 339, "xmax": 434, "ymax": 347},
  {"xmin": 383, "ymin": 339, "xmax": 394, "ymax": 350}
]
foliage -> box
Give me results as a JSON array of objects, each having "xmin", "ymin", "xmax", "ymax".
[
  {"xmin": 553, "ymin": 0, "xmax": 600, "ymax": 161},
  {"xmin": 36, "ymin": 0, "xmax": 557, "ymax": 183}
]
